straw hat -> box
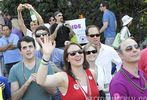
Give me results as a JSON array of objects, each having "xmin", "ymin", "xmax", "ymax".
[{"xmin": 121, "ymin": 15, "xmax": 133, "ymax": 26}]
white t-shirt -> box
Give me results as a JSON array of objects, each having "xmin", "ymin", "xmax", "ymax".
[
  {"xmin": 97, "ymin": 65, "xmax": 105, "ymax": 90},
  {"xmin": 120, "ymin": 26, "xmax": 131, "ymax": 41},
  {"xmin": 26, "ymin": 29, "xmax": 41, "ymax": 50}
]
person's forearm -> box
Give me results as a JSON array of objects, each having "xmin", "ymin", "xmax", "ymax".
[
  {"xmin": 51, "ymin": 27, "xmax": 59, "ymax": 40},
  {"xmin": 7, "ymin": 44, "xmax": 17, "ymax": 50},
  {"xmin": 37, "ymin": 59, "xmax": 48, "ymax": 86},
  {"xmin": 100, "ymin": 26, "xmax": 107, "ymax": 33},
  {"xmin": 17, "ymin": 10, "xmax": 27, "ymax": 35},
  {"xmin": 12, "ymin": 81, "xmax": 31, "ymax": 100},
  {"xmin": 32, "ymin": 8, "xmax": 44, "ymax": 25},
  {"xmin": 0, "ymin": 45, "xmax": 9, "ymax": 52}
]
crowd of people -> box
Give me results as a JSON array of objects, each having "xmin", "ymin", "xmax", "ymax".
[{"xmin": 0, "ymin": 1, "xmax": 146, "ymax": 100}]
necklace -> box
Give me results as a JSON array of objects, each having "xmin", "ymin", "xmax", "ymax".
[
  {"xmin": 75, "ymin": 70, "xmax": 92, "ymax": 100},
  {"xmin": 120, "ymin": 68, "xmax": 147, "ymax": 93},
  {"xmin": 22, "ymin": 59, "xmax": 37, "ymax": 81}
]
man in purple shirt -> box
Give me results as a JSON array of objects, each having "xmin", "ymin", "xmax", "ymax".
[{"xmin": 109, "ymin": 38, "xmax": 147, "ymax": 100}]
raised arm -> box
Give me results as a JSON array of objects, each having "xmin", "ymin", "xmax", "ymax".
[
  {"xmin": 25, "ymin": 3, "xmax": 44, "ymax": 25},
  {"xmin": 36, "ymin": 35, "xmax": 64, "ymax": 88},
  {"xmin": 50, "ymin": 23, "xmax": 62, "ymax": 40},
  {"xmin": 17, "ymin": 4, "xmax": 27, "ymax": 35}
]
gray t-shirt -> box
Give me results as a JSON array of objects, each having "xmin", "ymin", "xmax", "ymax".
[{"xmin": 8, "ymin": 58, "xmax": 54, "ymax": 100}]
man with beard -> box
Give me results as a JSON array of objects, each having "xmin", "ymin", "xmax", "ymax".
[{"xmin": 50, "ymin": 11, "xmax": 74, "ymax": 49}]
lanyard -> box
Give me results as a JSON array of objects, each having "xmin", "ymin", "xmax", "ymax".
[
  {"xmin": 22, "ymin": 60, "xmax": 37, "ymax": 81},
  {"xmin": 75, "ymin": 71, "xmax": 92, "ymax": 100},
  {"xmin": 120, "ymin": 68, "xmax": 147, "ymax": 93}
]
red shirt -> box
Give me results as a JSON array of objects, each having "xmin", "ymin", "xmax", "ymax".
[
  {"xmin": 138, "ymin": 48, "xmax": 147, "ymax": 77},
  {"xmin": 61, "ymin": 69, "xmax": 99, "ymax": 100}
]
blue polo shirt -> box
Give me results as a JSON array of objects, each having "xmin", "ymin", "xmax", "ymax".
[
  {"xmin": 110, "ymin": 67, "xmax": 147, "ymax": 99},
  {"xmin": 103, "ymin": 10, "xmax": 116, "ymax": 38}
]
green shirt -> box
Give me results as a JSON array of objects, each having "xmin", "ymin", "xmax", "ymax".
[{"xmin": 8, "ymin": 58, "xmax": 54, "ymax": 100}]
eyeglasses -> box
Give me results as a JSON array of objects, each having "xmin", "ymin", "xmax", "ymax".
[
  {"xmin": 125, "ymin": 44, "xmax": 140, "ymax": 52},
  {"xmin": 88, "ymin": 34, "xmax": 101, "ymax": 38},
  {"xmin": 35, "ymin": 32, "xmax": 49, "ymax": 38},
  {"xmin": 85, "ymin": 50, "xmax": 97, "ymax": 55},
  {"xmin": 68, "ymin": 50, "xmax": 83, "ymax": 56}
]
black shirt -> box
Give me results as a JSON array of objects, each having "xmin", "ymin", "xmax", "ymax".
[{"xmin": 50, "ymin": 23, "xmax": 70, "ymax": 48}]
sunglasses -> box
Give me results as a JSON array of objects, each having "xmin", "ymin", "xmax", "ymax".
[
  {"xmin": 57, "ymin": 14, "xmax": 63, "ymax": 17},
  {"xmin": 35, "ymin": 32, "xmax": 49, "ymax": 38},
  {"xmin": 88, "ymin": 34, "xmax": 101, "ymax": 38},
  {"xmin": 125, "ymin": 44, "xmax": 140, "ymax": 52},
  {"xmin": 68, "ymin": 50, "xmax": 83, "ymax": 56},
  {"xmin": 85, "ymin": 50, "xmax": 97, "ymax": 55},
  {"xmin": 49, "ymin": 19, "xmax": 55, "ymax": 21}
]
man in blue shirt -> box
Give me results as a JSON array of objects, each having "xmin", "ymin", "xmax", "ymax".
[
  {"xmin": 0, "ymin": 24, "xmax": 21, "ymax": 75},
  {"xmin": 35, "ymin": 25, "xmax": 64, "ymax": 70},
  {"xmin": 99, "ymin": 1, "xmax": 117, "ymax": 46}
]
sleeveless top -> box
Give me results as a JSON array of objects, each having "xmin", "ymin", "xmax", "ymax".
[{"xmin": 61, "ymin": 69, "xmax": 100, "ymax": 100}]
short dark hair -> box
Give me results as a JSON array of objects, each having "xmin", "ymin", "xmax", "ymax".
[
  {"xmin": 53, "ymin": 11, "xmax": 61, "ymax": 17},
  {"xmin": 100, "ymin": 1, "xmax": 109, "ymax": 9},
  {"xmin": 2, "ymin": 24, "xmax": 12, "ymax": 30},
  {"xmin": 17, "ymin": 36, "xmax": 36, "ymax": 50},
  {"xmin": 35, "ymin": 25, "xmax": 50, "ymax": 34},
  {"xmin": 85, "ymin": 25, "xmax": 100, "ymax": 36}
]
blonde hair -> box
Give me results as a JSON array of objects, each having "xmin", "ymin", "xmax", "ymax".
[{"xmin": 83, "ymin": 43, "xmax": 98, "ymax": 52}]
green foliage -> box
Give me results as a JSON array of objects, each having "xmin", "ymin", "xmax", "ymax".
[{"xmin": 1, "ymin": 0, "xmax": 147, "ymax": 41}]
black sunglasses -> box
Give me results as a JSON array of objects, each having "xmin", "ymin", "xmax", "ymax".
[
  {"xmin": 49, "ymin": 19, "xmax": 55, "ymax": 21},
  {"xmin": 89, "ymin": 34, "xmax": 101, "ymax": 38},
  {"xmin": 35, "ymin": 32, "xmax": 48, "ymax": 38},
  {"xmin": 85, "ymin": 50, "xmax": 97, "ymax": 55},
  {"xmin": 125, "ymin": 44, "xmax": 140, "ymax": 52},
  {"xmin": 68, "ymin": 50, "xmax": 83, "ymax": 56}
]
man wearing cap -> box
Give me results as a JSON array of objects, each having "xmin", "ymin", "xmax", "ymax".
[
  {"xmin": 99, "ymin": 1, "xmax": 117, "ymax": 46},
  {"xmin": 50, "ymin": 11, "xmax": 74, "ymax": 49},
  {"xmin": 120, "ymin": 15, "xmax": 133, "ymax": 41}
]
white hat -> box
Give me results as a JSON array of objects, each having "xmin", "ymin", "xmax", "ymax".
[{"xmin": 121, "ymin": 15, "xmax": 133, "ymax": 26}]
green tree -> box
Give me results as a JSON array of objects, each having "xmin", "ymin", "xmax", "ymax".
[{"xmin": 2, "ymin": 0, "xmax": 147, "ymax": 42}]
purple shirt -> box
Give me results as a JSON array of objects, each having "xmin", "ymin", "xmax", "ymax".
[{"xmin": 109, "ymin": 68, "xmax": 147, "ymax": 100}]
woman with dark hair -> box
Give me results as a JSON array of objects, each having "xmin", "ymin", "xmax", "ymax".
[{"xmin": 37, "ymin": 36, "xmax": 100, "ymax": 100}]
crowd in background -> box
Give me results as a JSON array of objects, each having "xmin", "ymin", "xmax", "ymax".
[{"xmin": 0, "ymin": 1, "xmax": 146, "ymax": 100}]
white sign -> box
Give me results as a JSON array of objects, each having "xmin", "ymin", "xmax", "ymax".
[{"xmin": 66, "ymin": 18, "xmax": 88, "ymax": 44}]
